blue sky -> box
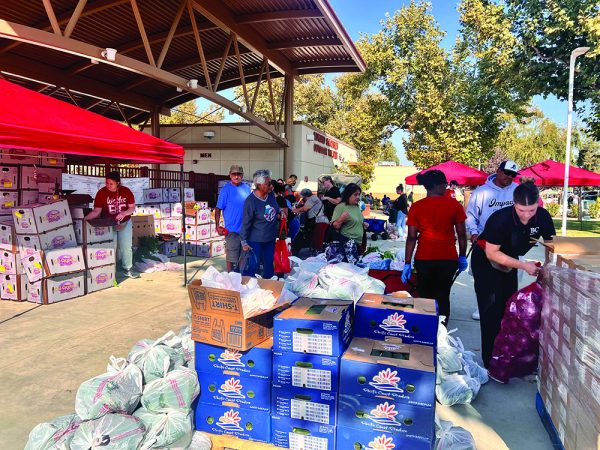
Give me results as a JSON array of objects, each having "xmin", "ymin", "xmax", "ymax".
[{"xmin": 329, "ymin": 0, "xmax": 568, "ymax": 165}]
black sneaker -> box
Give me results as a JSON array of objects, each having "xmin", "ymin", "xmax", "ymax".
[{"xmin": 123, "ymin": 270, "xmax": 141, "ymax": 279}]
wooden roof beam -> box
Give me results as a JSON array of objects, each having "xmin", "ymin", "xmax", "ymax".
[
  {"xmin": 267, "ymin": 37, "xmax": 342, "ymax": 50},
  {"xmin": 235, "ymin": 9, "xmax": 322, "ymax": 25},
  {"xmin": 293, "ymin": 59, "xmax": 357, "ymax": 70},
  {"xmin": 190, "ymin": 0, "xmax": 293, "ymax": 75}
]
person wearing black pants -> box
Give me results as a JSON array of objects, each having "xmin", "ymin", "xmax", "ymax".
[
  {"xmin": 402, "ymin": 170, "xmax": 468, "ymax": 325},
  {"xmin": 472, "ymin": 179, "xmax": 555, "ymax": 371}
]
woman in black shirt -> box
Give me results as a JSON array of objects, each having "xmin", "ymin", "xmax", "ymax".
[
  {"xmin": 471, "ymin": 180, "xmax": 555, "ymax": 370},
  {"xmin": 391, "ymin": 184, "xmax": 409, "ymax": 240}
]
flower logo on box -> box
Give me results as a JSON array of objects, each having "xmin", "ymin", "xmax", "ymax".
[
  {"xmin": 369, "ymin": 368, "xmax": 404, "ymax": 394},
  {"xmin": 218, "ymin": 349, "xmax": 245, "ymax": 368},
  {"xmin": 380, "ymin": 312, "xmax": 409, "ymax": 334},
  {"xmin": 93, "ymin": 227, "xmax": 107, "ymax": 237},
  {"xmin": 96, "ymin": 273, "xmax": 109, "ymax": 284},
  {"xmin": 200, "ymin": 228, "xmax": 209, "ymax": 237},
  {"xmin": 46, "ymin": 210, "xmax": 62, "ymax": 223},
  {"xmin": 52, "ymin": 236, "xmax": 66, "ymax": 248},
  {"xmin": 368, "ymin": 435, "xmax": 396, "ymax": 450},
  {"xmin": 148, "ymin": 192, "xmax": 159, "ymax": 199},
  {"xmin": 218, "ymin": 377, "xmax": 245, "ymax": 399},
  {"xmin": 58, "ymin": 281, "xmax": 75, "ymax": 294},
  {"xmin": 368, "ymin": 402, "xmax": 399, "ymax": 427},
  {"xmin": 57, "ymin": 255, "xmax": 74, "ymax": 266},
  {"xmin": 216, "ymin": 410, "xmax": 243, "ymax": 432},
  {"xmin": 166, "ymin": 223, "xmax": 176, "ymax": 231},
  {"xmin": 95, "ymin": 250, "xmax": 108, "ymax": 260}
]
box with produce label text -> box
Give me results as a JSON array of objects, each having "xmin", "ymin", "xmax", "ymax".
[
  {"xmin": 271, "ymin": 415, "xmax": 336, "ymax": 450},
  {"xmin": 12, "ymin": 200, "xmax": 73, "ymax": 234},
  {"xmin": 354, "ymin": 293, "xmax": 438, "ymax": 346},
  {"xmin": 159, "ymin": 240, "xmax": 179, "ymax": 257},
  {"xmin": 0, "ymin": 149, "xmax": 38, "ymax": 165},
  {"xmin": 160, "ymin": 218, "xmax": 181, "ymax": 235},
  {"xmin": 19, "ymin": 190, "xmax": 40, "ymax": 206},
  {"xmin": 272, "ymin": 384, "xmax": 337, "ymax": 425},
  {"xmin": 336, "ymin": 426, "xmax": 433, "ymax": 450},
  {"xmin": 0, "ymin": 274, "xmax": 27, "ymax": 301},
  {"xmin": 210, "ymin": 239, "xmax": 225, "ymax": 257},
  {"xmin": 40, "ymin": 225, "xmax": 78, "ymax": 251},
  {"xmin": 37, "ymin": 183, "xmax": 56, "ymax": 194},
  {"xmin": 181, "ymin": 242, "xmax": 199, "ymax": 257},
  {"xmin": 43, "ymin": 271, "xmax": 85, "ymax": 304},
  {"xmin": 196, "ymin": 224, "xmax": 211, "ymax": 241},
  {"xmin": 194, "ymin": 339, "xmax": 272, "ymax": 379},
  {"xmin": 25, "ymin": 280, "xmax": 43, "ymax": 304},
  {"xmin": 184, "ymin": 188, "xmax": 195, "ymax": 202},
  {"xmin": 187, "ymin": 278, "xmax": 293, "ymax": 351},
  {"xmin": 195, "ymin": 242, "xmax": 211, "ymax": 258},
  {"xmin": 20, "ymin": 166, "xmax": 62, "ymax": 190},
  {"xmin": 0, "ymin": 166, "xmax": 18, "ymax": 190},
  {"xmin": 86, "ymin": 264, "xmax": 116, "ymax": 293},
  {"xmin": 82, "ymin": 222, "xmax": 114, "ymax": 244},
  {"xmin": 0, "ymin": 250, "xmax": 24, "ymax": 275},
  {"xmin": 337, "ymin": 394, "xmax": 435, "ymax": 443},
  {"xmin": 142, "ymin": 188, "xmax": 164, "ymax": 204},
  {"xmin": 40, "ymin": 152, "xmax": 65, "ymax": 168},
  {"xmin": 273, "ymin": 298, "xmax": 353, "ymax": 357},
  {"xmin": 84, "ymin": 242, "xmax": 116, "ymax": 269},
  {"xmin": 17, "ymin": 234, "xmax": 43, "ymax": 257},
  {"xmin": 21, "ymin": 252, "xmax": 46, "ymax": 282},
  {"xmin": 0, "ymin": 191, "xmax": 19, "ymax": 214},
  {"xmin": 165, "ymin": 188, "xmax": 180, "ymax": 202},
  {"xmin": 0, "ymin": 220, "xmax": 17, "ymax": 252},
  {"xmin": 195, "ymin": 404, "xmax": 270, "ymax": 443},
  {"xmin": 159, "ymin": 203, "xmax": 172, "ymax": 218},
  {"xmin": 171, "ymin": 203, "xmax": 183, "ymax": 218},
  {"xmin": 197, "ymin": 372, "xmax": 271, "ymax": 411},
  {"xmin": 272, "ymin": 351, "xmax": 340, "ymax": 393},
  {"xmin": 44, "ymin": 247, "xmax": 86, "ymax": 276},
  {"xmin": 340, "ymin": 337, "xmax": 436, "ymax": 408}
]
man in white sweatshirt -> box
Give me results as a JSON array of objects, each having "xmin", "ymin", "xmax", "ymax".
[{"xmin": 466, "ymin": 160, "xmax": 519, "ymax": 320}]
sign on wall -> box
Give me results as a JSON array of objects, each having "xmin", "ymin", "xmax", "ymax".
[{"xmin": 62, "ymin": 174, "xmax": 150, "ymax": 203}]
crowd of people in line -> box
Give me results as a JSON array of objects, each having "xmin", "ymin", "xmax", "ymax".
[{"xmin": 215, "ymin": 160, "xmax": 555, "ymax": 374}]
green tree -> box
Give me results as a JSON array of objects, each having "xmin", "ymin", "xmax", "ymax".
[
  {"xmin": 160, "ymin": 100, "xmax": 225, "ymax": 124},
  {"xmin": 379, "ymin": 141, "xmax": 400, "ymax": 165},
  {"xmin": 576, "ymin": 132, "xmax": 600, "ymax": 172}
]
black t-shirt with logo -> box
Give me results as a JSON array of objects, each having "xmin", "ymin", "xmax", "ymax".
[
  {"xmin": 480, "ymin": 206, "xmax": 556, "ymax": 258},
  {"xmin": 323, "ymin": 187, "xmax": 341, "ymax": 220}
]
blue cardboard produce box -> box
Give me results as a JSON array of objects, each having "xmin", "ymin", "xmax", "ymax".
[
  {"xmin": 336, "ymin": 425, "xmax": 433, "ymax": 450},
  {"xmin": 274, "ymin": 298, "xmax": 353, "ymax": 356},
  {"xmin": 340, "ymin": 337, "xmax": 436, "ymax": 408},
  {"xmin": 273, "ymin": 351, "xmax": 340, "ymax": 393},
  {"xmin": 271, "ymin": 415, "xmax": 336, "ymax": 450},
  {"xmin": 272, "ymin": 385, "xmax": 337, "ymax": 425},
  {"xmin": 194, "ymin": 338, "xmax": 272, "ymax": 379},
  {"xmin": 337, "ymin": 394, "xmax": 435, "ymax": 443},
  {"xmin": 194, "ymin": 402, "xmax": 270, "ymax": 443},
  {"xmin": 196, "ymin": 371, "xmax": 271, "ymax": 411},
  {"xmin": 354, "ymin": 293, "xmax": 438, "ymax": 346}
]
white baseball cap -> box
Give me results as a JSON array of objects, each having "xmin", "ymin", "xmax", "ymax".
[{"xmin": 499, "ymin": 160, "xmax": 519, "ymax": 174}]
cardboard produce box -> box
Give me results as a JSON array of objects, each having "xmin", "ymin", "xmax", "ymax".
[
  {"xmin": 0, "ymin": 149, "xmax": 39, "ymax": 165},
  {"xmin": 187, "ymin": 277, "xmax": 292, "ymax": 351},
  {"xmin": 194, "ymin": 404, "xmax": 270, "ymax": 443},
  {"xmin": 340, "ymin": 337, "xmax": 436, "ymax": 408},
  {"xmin": 0, "ymin": 166, "xmax": 18, "ymax": 190},
  {"xmin": 184, "ymin": 201, "xmax": 208, "ymax": 216},
  {"xmin": 0, "ymin": 191, "xmax": 19, "ymax": 214},
  {"xmin": 85, "ymin": 242, "xmax": 116, "ymax": 269},
  {"xmin": 336, "ymin": 425, "xmax": 433, "ymax": 450},
  {"xmin": 131, "ymin": 215, "xmax": 155, "ymax": 246},
  {"xmin": 272, "ymin": 384, "xmax": 338, "ymax": 425},
  {"xmin": 210, "ymin": 239, "xmax": 225, "ymax": 257},
  {"xmin": 142, "ymin": 188, "xmax": 164, "ymax": 204},
  {"xmin": 44, "ymin": 246, "xmax": 86, "ymax": 276},
  {"xmin": 21, "ymin": 251, "xmax": 47, "ymax": 283},
  {"xmin": 37, "ymin": 182, "xmax": 56, "ymax": 194},
  {"xmin": 171, "ymin": 202, "xmax": 183, "ymax": 218},
  {"xmin": 273, "ymin": 298, "xmax": 354, "ymax": 357},
  {"xmin": 12, "ymin": 200, "xmax": 73, "ymax": 234},
  {"xmin": 0, "ymin": 250, "xmax": 24, "ymax": 275},
  {"xmin": 19, "ymin": 190, "xmax": 39, "ymax": 206},
  {"xmin": 354, "ymin": 293, "xmax": 439, "ymax": 346},
  {"xmin": 40, "ymin": 152, "xmax": 65, "ymax": 168},
  {"xmin": 197, "ymin": 372, "xmax": 271, "ymax": 411},
  {"xmin": 25, "ymin": 280, "xmax": 43, "ymax": 304},
  {"xmin": 17, "ymin": 234, "xmax": 43, "ymax": 257},
  {"xmin": 20, "ymin": 166, "xmax": 62, "ymax": 189},
  {"xmin": 196, "ymin": 224, "xmax": 211, "ymax": 241},
  {"xmin": 159, "ymin": 240, "xmax": 179, "ymax": 257},
  {"xmin": 160, "ymin": 218, "xmax": 181, "ymax": 235},
  {"xmin": 40, "ymin": 225, "xmax": 78, "ymax": 251},
  {"xmin": 159, "ymin": 203, "xmax": 172, "ymax": 218},
  {"xmin": 86, "ymin": 264, "xmax": 116, "ymax": 293},
  {"xmin": 271, "ymin": 415, "xmax": 335, "ymax": 450},
  {"xmin": 43, "ymin": 271, "xmax": 86, "ymax": 304},
  {"xmin": 194, "ymin": 339, "xmax": 272, "ymax": 380},
  {"xmin": 0, "ymin": 220, "xmax": 17, "ymax": 252},
  {"xmin": 272, "ymin": 351, "xmax": 340, "ymax": 392},
  {"xmin": 81, "ymin": 221, "xmax": 114, "ymax": 244},
  {"xmin": 181, "ymin": 241, "xmax": 200, "ymax": 257},
  {"xmin": 195, "ymin": 242, "xmax": 211, "ymax": 258},
  {"xmin": 165, "ymin": 188, "xmax": 180, "ymax": 202},
  {"xmin": 183, "ymin": 188, "xmax": 195, "ymax": 202},
  {"xmin": 37, "ymin": 193, "xmax": 56, "ymax": 204},
  {"xmin": 0, "ymin": 274, "xmax": 27, "ymax": 301}
]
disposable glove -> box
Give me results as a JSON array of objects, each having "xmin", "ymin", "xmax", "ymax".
[
  {"xmin": 458, "ymin": 256, "xmax": 468, "ymax": 272},
  {"xmin": 401, "ymin": 263, "xmax": 412, "ymax": 283}
]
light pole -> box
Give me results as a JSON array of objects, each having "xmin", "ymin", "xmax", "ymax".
[{"xmin": 561, "ymin": 46, "xmax": 590, "ymax": 237}]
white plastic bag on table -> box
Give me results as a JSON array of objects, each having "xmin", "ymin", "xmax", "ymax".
[
  {"xmin": 134, "ymin": 407, "xmax": 193, "ymax": 449},
  {"xmin": 364, "ymin": 276, "xmax": 386, "ymax": 294},
  {"xmin": 70, "ymin": 413, "xmax": 146, "ymax": 450},
  {"xmin": 141, "ymin": 367, "xmax": 199, "ymax": 412},
  {"xmin": 25, "ymin": 413, "xmax": 81, "ymax": 450},
  {"xmin": 435, "ymin": 417, "xmax": 477, "ymax": 450},
  {"xmin": 128, "ymin": 332, "xmax": 182, "ymax": 383},
  {"xmin": 436, "ymin": 373, "xmax": 481, "ymax": 406},
  {"xmin": 75, "ymin": 357, "xmax": 142, "ymax": 420},
  {"xmin": 326, "ymin": 278, "xmax": 363, "ymax": 302},
  {"xmin": 190, "ymin": 432, "xmax": 213, "ymax": 450},
  {"xmin": 285, "ymin": 269, "xmax": 319, "ymax": 297}
]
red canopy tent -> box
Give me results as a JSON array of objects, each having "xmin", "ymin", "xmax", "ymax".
[
  {"xmin": 405, "ymin": 160, "xmax": 488, "ymax": 186},
  {"xmin": 0, "ymin": 79, "xmax": 183, "ymax": 164},
  {"xmin": 518, "ymin": 160, "xmax": 600, "ymax": 186}
]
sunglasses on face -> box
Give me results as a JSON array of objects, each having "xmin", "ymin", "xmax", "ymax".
[{"xmin": 502, "ymin": 170, "xmax": 517, "ymax": 178}]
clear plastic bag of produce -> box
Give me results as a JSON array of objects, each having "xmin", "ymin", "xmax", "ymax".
[
  {"xmin": 190, "ymin": 432, "xmax": 213, "ymax": 450},
  {"xmin": 141, "ymin": 367, "xmax": 199, "ymax": 413},
  {"xmin": 70, "ymin": 413, "xmax": 145, "ymax": 450},
  {"xmin": 25, "ymin": 413, "xmax": 81, "ymax": 450},
  {"xmin": 488, "ymin": 280, "xmax": 544, "ymax": 383},
  {"xmin": 75, "ymin": 357, "xmax": 143, "ymax": 420},
  {"xmin": 286, "ymin": 269, "xmax": 319, "ymax": 297},
  {"xmin": 134, "ymin": 407, "xmax": 193, "ymax": 449},
  {"xmin": 326, "ymin": 278, "xmax": 364, "ymax": 302},
  {"xmin": 461, "ymin": 351, "xmax": 489, "ymax": 385},
  {"xmin": 435, "ymin": 417, "xmax": 477, "ymax": 450},
  {"xmin": 436, "ymin": 373, "xmax": 481, "ymax": 406},
  {"xmin": 128, "ymin": 332, "xmax": 183, "ymax": 383}
]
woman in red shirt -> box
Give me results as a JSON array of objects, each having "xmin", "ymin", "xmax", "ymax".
[{"xmin": 401, "ymin": 170, "xmax": 468, "ymax": 323}]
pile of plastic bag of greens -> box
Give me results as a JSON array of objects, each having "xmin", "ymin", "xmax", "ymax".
[
  {"xmin": 200, "ymin": 266, "xmax": 296, "ymax": 318},
  {"xmin": 360, "ymin": 248, "xmax": 405, "ymax": 271},
  {"xmin": 436, "ymin": 317, "xmax": 488, "ymax": 406},
  {"xmin": 25, "ymin": 314, "xmax": 201, "ymax": 450},
  {"xmin": 286, "ymin": 257, "xmax": 385, "ymax": 302},
  {"xmin": 435, "ymin": 416, "xmax": 477, "ymax": 450}
]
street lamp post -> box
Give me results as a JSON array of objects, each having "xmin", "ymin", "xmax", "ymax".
[{"xmin": 561, "ymin": 46, "xmax": 590, "ymax": 237}]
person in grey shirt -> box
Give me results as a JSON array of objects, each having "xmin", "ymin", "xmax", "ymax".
[{"xmin": 240, "ymin": 169, "xmax": 282, "ymax": 278}]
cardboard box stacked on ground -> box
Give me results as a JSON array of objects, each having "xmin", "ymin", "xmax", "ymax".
[
  {"xmin": 345, "ymin": 292, "xmax": 439, "ymax": 449},
  {"xmin": 539, "ymin": 237, "xmax": 600, "ymax": 450},
  {"xmin": 188, "ymin": 277, "xmax": 291, "ymax": 444},
  {"xmin": 271, "ymin": 298, "xmax": 354, "ymax": 450}
]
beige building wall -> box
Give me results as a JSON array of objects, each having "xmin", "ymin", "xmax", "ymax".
[{"xmin": 369, "ymin": 165, "xmax": 427, "ymax": 200}]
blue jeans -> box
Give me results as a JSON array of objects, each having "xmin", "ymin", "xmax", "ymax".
[
  {"xmin": 243, "ymin": 240, "xmax": 276, "ymax": 279},
  {"xmin": 288, "ymin": 218, "xmax": 300, "ymax": 240},
  {"xmin": 116, "ymin": 219, "xmax": 133, "ymax": 271},
  {"xmin": 396, "ymin": 211, "xmax": 406, "ymax": 238}
]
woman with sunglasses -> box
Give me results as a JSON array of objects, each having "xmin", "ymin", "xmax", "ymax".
[{"xmin": 471, "ymin": 179, "xmax": 555, "ymax": 373}]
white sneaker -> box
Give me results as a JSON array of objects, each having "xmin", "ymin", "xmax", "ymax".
[{"xmin": 472, "ymin": 310, "xmax": 480, "ymax": 320}]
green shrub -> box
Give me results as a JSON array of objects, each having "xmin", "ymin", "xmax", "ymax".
[
  {"xmin": 567, "ymin": 204, "xmax": 579, "ymax": 218},
  {"xmin": 588, "ymin": 201, "xmax": 600, "ymax": 219},
  {"xmin": 545, "ymin": 202, "xmax": 560, "ymax": 217}
]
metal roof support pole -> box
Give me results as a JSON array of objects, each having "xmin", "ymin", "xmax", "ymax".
[
  {"xmin": 283, "ymin": 74, "xmax": 294, "ymax": 178},
  {"xmin": 181, "ymin": 163, "xmax": 187, "ymax": 286},
  {"xmin": 151, "ymin": 106, "xmax": 162, "ymax": 186}
]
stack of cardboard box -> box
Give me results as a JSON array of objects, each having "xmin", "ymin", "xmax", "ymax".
[
  {"xmin": 539, "ymin": 237, "xmax": 600, "ymax": 450},
  {"xmin": 181, "ymin": 201, "xmax": 225, "ymax": 258},
  {"xmin": 271, "ymin": 298, "xmax": 354, "ymax": 450}
]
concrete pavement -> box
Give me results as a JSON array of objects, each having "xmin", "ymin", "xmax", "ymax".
[{"xmin": 0, "ymin": 245, "xmax": 552, "ymax": 449}]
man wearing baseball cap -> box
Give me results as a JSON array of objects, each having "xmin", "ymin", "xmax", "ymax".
[
  {"xmin": 215, "ymin": 165, "xmax": 251, "ymax": 272},
  {"xmin": 466, "ymin": 160, "xmax": 519, "ymax": 320}
]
